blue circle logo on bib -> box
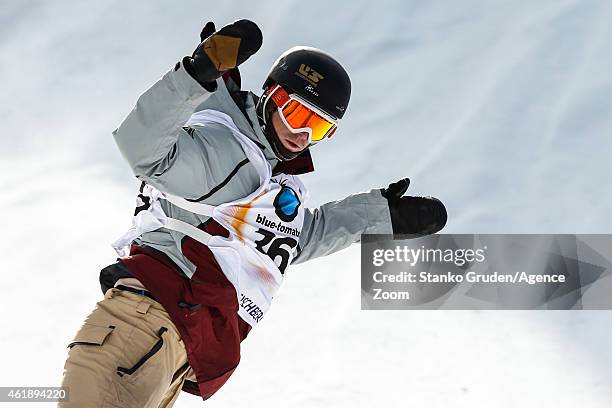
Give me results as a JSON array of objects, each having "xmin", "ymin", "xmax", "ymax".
[{"xmin": 273, "ymin": 186, "xmax": 301, "ymax": 222}]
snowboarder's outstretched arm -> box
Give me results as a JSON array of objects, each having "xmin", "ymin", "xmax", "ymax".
[
  {"xmin": 293, "ymin": 178, "xmax": 447, "ymax": 264},
  {"xmin": 293, "ymin": 188, "xmax": 392, "ymax": 263},
  {"xmin": 112, "ymin": 20, "xmax": 262, "ymax": 196}
]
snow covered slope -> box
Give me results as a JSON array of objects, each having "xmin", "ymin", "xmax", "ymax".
[{"xmin": 1, "ymin": 1, "xmax": 611, "ymax": 407}]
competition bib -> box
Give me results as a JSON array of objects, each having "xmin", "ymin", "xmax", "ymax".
[
  {"xmin": 207, "ymin": 173, "xmax": 306, "ymax": 325},
  {"xmin": 113, "ymin": 109, "xmax": 308, "ymax": 327}
]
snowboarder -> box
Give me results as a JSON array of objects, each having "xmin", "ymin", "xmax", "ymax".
[{"xmin": 59, "ymin": 19, "xmax": 447, "ymax": 407}]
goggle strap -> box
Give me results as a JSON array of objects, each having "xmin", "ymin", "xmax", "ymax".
[{"xmin": 270, "ymin": 85, "xmax": 290, "ymax": 109}]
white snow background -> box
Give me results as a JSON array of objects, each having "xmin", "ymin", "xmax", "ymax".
[{"xmin": 1, "ymin": 0, "xmax": 611, "ymax": 406}]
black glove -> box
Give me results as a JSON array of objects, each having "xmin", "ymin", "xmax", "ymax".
[
  {"xmin": 182, "ymin": 19, "xmax": 263, "ymax": 88},
  {"xmin": 381, "ymin": 178, "xmax": 447, "ymax": 237}
]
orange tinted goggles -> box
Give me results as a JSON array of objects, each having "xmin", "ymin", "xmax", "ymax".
[{"xmin": 268, "ymin": 85, "xmax": 338, "ymax": 143}]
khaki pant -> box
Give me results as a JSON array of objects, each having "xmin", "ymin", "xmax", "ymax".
[{"xmin": 59, "ymin": 288, "xmax": 190, "ymax": 408}]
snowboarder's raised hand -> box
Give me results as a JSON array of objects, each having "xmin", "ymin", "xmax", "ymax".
[
  {"xmin": 183, "ymin": 19, "xmax": 263, "ymax": 87},
  {"xmin": 381, "ymin": 178, "xmax": 447, "ymax": 237}
]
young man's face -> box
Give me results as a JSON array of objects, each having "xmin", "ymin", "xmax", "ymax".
[{"xmin": 270, "ymin": 111, "xmax": 310, "ymax": 152}]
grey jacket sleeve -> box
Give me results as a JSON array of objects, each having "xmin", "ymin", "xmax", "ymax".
[
  {"xmin": 112, "ymin": 63, "xmax": 217, "ymax": 197},
  {"xmin": 292, "ymin": 189, "xmax": 393, "ymax": 264}
]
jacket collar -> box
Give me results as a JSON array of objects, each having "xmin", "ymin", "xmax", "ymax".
[{"xmin": 221, "ymin": 70, "xmax": 315, "ymax": 175}]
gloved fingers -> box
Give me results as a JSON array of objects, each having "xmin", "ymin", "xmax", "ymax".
[
  {"xmin": 413, "ymin": 196, "xmax": 447, "ymax": 234},
  {"xmin": 187, "ymin": 19, "xmax": 262, "ymax": 84},
  {"xmin": 199, "ymin": 19, "xmax": 262, "ymax": 72},
  {"xmin": 211, "ymin": 19, "xmax": 263, "ymax": 68},
  {"xmin": 390, "ymin": 196, "xmax": 447, "ymax": 237}
]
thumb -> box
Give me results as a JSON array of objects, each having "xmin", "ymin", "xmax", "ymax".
[
  {"xmin": 382, "ymin": 178, "xmax": 410, "ymax": 200},
  {"xmin": 200, "ymin": 21, "xmax": 216, "ymax": 42}
]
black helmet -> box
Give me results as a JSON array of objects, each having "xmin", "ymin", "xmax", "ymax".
[{"xmin": 256, "ymin": 46, "xmax": 351, "ymax": 161}]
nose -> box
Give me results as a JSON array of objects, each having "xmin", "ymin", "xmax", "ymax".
[{"xmin": 293, "ymin": 132, "xmax": 309, "ymax": 143}]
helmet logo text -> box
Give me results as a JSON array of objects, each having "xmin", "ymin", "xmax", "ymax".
[
  {"xmin": 296, "ymin": 64, "xmax": 324, "ymax": 86},
  {"xmin": 304, "ymin": 84, "xmax": 319, "ymax": 97}
]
